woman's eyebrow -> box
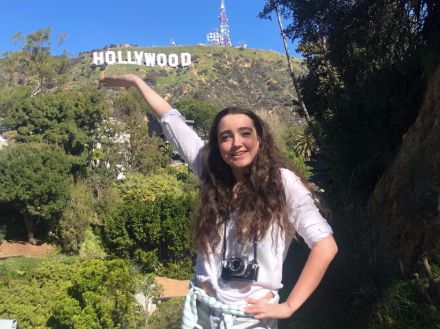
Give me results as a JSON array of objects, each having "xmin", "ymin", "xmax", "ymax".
[
  {"xmin": 218, "ymin": 126, "xmax": 254, "ymax": 136},
  {"xmin": 238, "ymin": 127, "xmax": 253, "ymax": 131},
  {"xmin": 218, "ymin": 130, "xmax": 232, "ymax": 136}
]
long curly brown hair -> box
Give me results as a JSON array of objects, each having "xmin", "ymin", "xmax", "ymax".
[{"xmin": 194, "ymin": 107, "xmax": 296, "ymax": 256}]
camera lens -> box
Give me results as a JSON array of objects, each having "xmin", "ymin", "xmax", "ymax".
[{"xmin": 229, "ymin": 258, "xmax": 245, "ymax": 273}]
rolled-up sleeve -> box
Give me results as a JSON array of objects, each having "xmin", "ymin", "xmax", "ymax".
[
  {"xmin": 160, "ymin": 109, "xmax": 205, "ymax": 178},
  {"xmin": 281, "ymin": 168, "xmax": 333, "ymax": 249}
]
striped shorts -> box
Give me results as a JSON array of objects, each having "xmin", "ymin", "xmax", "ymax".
[{"xmin": 195, "ymin": 300, "xmax": 278, "ymax": 329}]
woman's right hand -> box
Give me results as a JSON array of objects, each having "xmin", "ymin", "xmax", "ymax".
[
  {"xmin": 99, "ymin": 71, "xmax": 142, "ymax": 89},
  {"xmin": 98, "ymin": 69, "xmax": 172, "ymax": 118}
]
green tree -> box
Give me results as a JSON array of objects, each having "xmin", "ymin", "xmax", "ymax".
[
  {"xmin": 261, "ymin": 0, "xmax": 440, "ymax": 198},
  {"xmin": 3, "ymin": 89, "xmax": 108, "ymax": 168},
  {"xmin": 173, "ymin": 98, "xmax": 219, "ymax": 138},
  {"xmin": 4, "ymin": 28, "xmax": 69, "ymax": 95},
  {"xmin": 0, "ymin": 143, "xmax": 72, "ymax": 243}
]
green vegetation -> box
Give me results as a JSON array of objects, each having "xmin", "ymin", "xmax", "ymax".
[
  {"xmin": 4, "ymin": 28, "xmax": 69, "ymax": 96},
  {"xmin": 3, "ymin": 89, "xmax": 108, "ymax": 164},
  {"xmin": 57, "ymin": 182, "xmax": 96, "ymax": 254},
  {"xmin": 0, "ymin": 256, "xmax": 151, "ymax": 329},
  {"xmin": 0, "ymin": 29, "xmax": 210, "ymax": 328},
  {"xmin": 0, "ymin": 143, "xmax": 73, "ymax": 244},
  {"xmin": 147, "ymin": 298, "xmax": 184, "ymax": 329},
  {"xmin": 261, "ymin": 1, "xmax": 440, "ymax": 328},
  {"xmin": 105, "ymin": 172, "xmax": 196, "ymax": 278}
]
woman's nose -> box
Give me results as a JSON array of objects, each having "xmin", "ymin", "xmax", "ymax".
[{"xmin": 232, "ymin": 135, "xmax": 243, "ymax": 147}]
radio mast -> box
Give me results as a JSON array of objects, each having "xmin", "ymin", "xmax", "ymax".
[{"xmin": 207, "ymin": 0, "xmax": 232, "ymax": 47}]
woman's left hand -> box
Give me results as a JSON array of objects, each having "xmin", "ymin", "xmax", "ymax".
[{"xmin": 244, "ymin": 298, "xmax": 293, "ymax": 320}]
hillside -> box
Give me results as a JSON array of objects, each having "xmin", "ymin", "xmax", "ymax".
[
  {"xmin": 69, "ymin": 45, "xmax": 307, "ymax": 117},
  {"xmin": 367, "ymin": 63, "xmax": 440, "ymax": 268}
]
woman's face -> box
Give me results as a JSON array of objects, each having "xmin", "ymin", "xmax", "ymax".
[{"xmin": 217, "ymin": 114, "xmax": 260, "ymax": 180}]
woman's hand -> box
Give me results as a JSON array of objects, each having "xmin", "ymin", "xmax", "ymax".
[
  {"xmin": 98, "ymin": 70, "xmax": 172, "ymax": 118},
  {"xmin": 99, "ymin": 71, "xmax": 141, "ymax": 89},
  {"xmin": 244, "ymin": 299, "xmax": 293, "ymax": 320}
]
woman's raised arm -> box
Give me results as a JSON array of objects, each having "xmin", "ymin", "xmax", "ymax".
[
  {"xmin": 99, "ymin": 71, "xmax": 205, "ymax": 177},
  {"xmin": 99, "ymin": 72, "xmax": 172, "ymax": 118}
]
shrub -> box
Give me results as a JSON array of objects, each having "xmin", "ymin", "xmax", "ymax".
[
  {"xmin": 104, "ymin": 193, "xmax": 196, "ymax": 279},
  {"xmin": 115, "ymin": 172, "xmax": 186, "ymax": 203},
  {"xmin": 147, "ymin": 298, "xmax": 184, "ymax": 329},
  {"xmin": 0, "ymin": 257, "xmax": 150, "ymax": 329},
  {"xmin": 57, "ymin": 182, "xmax": 96, "ymax": 253},
  {"xmin": 52, "ymin": 259, "xmax": 146, "ymax": 329}
]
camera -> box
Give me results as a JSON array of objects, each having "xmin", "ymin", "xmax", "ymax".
[{"xmin": 221, "ymin": 256, "xmax": 259, "ymax": 281}]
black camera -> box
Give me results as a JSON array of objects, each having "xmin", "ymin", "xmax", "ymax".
[{"xmin": 221, "ymin": 256, "xmax": 259, "ymax": 281}]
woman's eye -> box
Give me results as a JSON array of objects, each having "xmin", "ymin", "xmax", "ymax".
[{"xmin": 220, "ymin": 135, "xmax": 231, "ymax": 142}]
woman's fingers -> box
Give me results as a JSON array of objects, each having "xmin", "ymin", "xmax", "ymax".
[
  {"xmin": 99, "ymin": 74, "xmax": 137, "ymax": 88},
  {"xmin": 244, "ymin": 302, "xmax": 293, "ymax": 320}
]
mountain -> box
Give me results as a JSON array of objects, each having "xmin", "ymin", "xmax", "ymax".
[{"xmin": 69, "ymin": 45, "xmax": 307, "ymax": 117}]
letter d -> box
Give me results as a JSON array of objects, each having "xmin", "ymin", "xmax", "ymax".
[{"xmin": 180, "ymin": 53, "xmax": 192, "ymax": 67}]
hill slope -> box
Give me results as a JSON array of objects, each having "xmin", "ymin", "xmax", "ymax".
[{"xmin": 70, "ymin": 45, "xmax": 307, "ymax": 116}]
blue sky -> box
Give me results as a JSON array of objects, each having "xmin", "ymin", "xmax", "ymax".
[{"xmin": 0, "ymin": 0, "xmax": 300, "ymax": 58}]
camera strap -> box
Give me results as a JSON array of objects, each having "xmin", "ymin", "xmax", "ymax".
[{"xmin": 222, "ymin": 220, "xmax": 258, "ymax": 262}]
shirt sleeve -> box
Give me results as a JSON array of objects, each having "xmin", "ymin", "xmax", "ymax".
[
  {"xmin": 281, "ymin": 168, "xmax": 333, "ymax": 249},
  {"xmin": 160, "ymin": 109, "xmax": 205, "ymax": 178}
]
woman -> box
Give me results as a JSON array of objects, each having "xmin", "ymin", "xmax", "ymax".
[{"xmin": 100, "ymin": 73, "xmax": 338, "ymax": 329}]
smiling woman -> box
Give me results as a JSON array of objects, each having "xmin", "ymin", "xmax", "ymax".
[{"xmin": 99, "ymin": 73, "xmax": 338, "ymax": 329}]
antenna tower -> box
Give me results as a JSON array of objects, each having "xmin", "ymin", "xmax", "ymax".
[{"xmin": 207, "ymin": 0, "xmax": 232, "ymax": 47}]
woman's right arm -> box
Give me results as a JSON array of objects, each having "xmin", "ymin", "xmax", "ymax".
[
  {"xmin": 99, "ymin": 72, "xmax": 205, "ymax": 176},
  {"xmin": 99, "ymin": 73, "xmax": 172, "ymax": 119}
]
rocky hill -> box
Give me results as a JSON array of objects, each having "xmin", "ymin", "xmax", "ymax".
[
  {"xmin": 69, "ymin": 45, "xmax": 307, "ymax": 117},
  {"xmin": 367, "ymin": 64, "xmax": 440, "ymax": 271}
]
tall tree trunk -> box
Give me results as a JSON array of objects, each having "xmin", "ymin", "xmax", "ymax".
[
  {"xmin": 23, "ymin": 212, "xmax": 37, "ymax": 245},
  {"xmin": 275, "ymin": 5, "xmax": 311, "ymax": 123}
]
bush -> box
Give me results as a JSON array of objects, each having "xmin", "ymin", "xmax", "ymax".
[
  {"xmin": 52, "ymin": 259, "xmax": 146, "ymax": 329},
  {"xmin": 104, "ymin": 193, "xmax": 196, "ymax": 279},
  {"xmin": 79, "ymin": 227, "xmax": 107, "ymax": 259},
  {"xmin": 116, "ymin": 172, "xmax": 186, "ymax": 203},
  {"xmin": 147, "ymin": 298, "xmax": 184, "ymax": 329},
  {"xmin": 57, "ymin": 182, "xmax": 96, "ymax": 253},
  {"xmin": 0, "ymin": 257, "xmax": 149, "ymax": 329}
]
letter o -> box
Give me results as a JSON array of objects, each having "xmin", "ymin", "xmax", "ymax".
[
  {"xmin": 157, "ymin": 53, "xmax": 167, "ymax": 67},
  {"xmin": 168, "ymin": 54, "xmax": 179, "ymax": 68}
]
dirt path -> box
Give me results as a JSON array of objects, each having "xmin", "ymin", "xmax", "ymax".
[
  {"xmin": 155, "ymin": 276, "xmax": 189, "ymax": 298},
  {"xmin": 0, "ymin": 241, "xmax": 55, "ymax": 259}
]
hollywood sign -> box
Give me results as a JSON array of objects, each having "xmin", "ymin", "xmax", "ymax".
[{"xmin": 92, "ymin": 51, "xmax": 192, "ymax": 68}]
